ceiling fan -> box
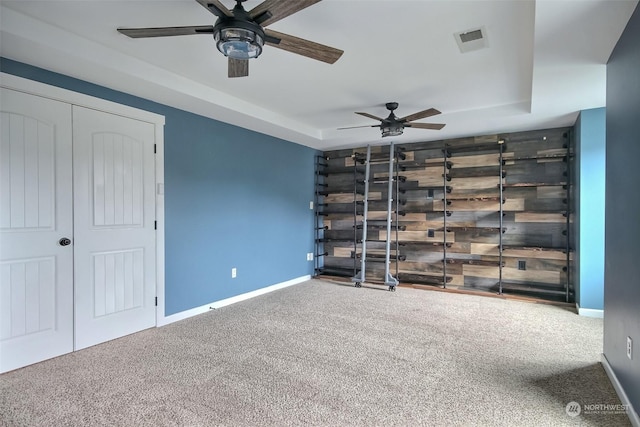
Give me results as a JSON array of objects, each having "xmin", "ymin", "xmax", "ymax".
[
  {"xmin": 339, "ymin": 102, "xmax": 446, "ymax": 137},
  {"xmin": 117, "ymin": 0, "xmax": 343, "ymax": 78}
]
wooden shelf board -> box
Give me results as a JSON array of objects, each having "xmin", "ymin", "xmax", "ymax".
[
  {"xmin": 446, "ymin": 197, "xmax": 503, "ymax": 202},
  {"xmin": 445, "ymin": 227, "xmax": 504, "ymax": 232},
  {"xmin": 398, "ymin": 273, "xmax": 452, "ymax": 285},
  {"xmin": 444, "ymin": 142, "xmax": 503, "ymax": 153},
  {"xmin": 395, "ymin": 282, "xmax": 575, "ymax": 308},
  {"xmin": 504, "ymin": 154, "xmax": 567, "ymax": 162},
  {"xmin": 502, "ymin": 182, "xmax": 567, "ymax": 188},
  {"xmin": 499, "ymin": 282, "xmax": 568, "ymax": 296},
  {"xmin": 501, "ymin": 245, "xmax": 566, "ymax": 252},
  {"xmin": 445, "ymin": 259, "xmax": 503, "ymax": 267}
]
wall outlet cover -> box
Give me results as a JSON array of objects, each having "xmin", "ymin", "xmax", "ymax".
[{"xmin": 231, "ymin": 268, "xmax": 237, "ymax": 278}]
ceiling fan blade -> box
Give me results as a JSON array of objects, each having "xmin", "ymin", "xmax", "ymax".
[
  {"xmin": 400, "ymin": 108, "xmax": 441, "ymax": 123},
  {"xmin": 406, "ymin": 122, "xmax": 446, "ymax": 130},
  {"xmin": 194, "ymin": 0, "xmax": 232, "ymax": 18},
  {"xmin": 249, "ymin": 0, "xmax": 321, "ymax": 27},
  {"xmin": 117, "ymin": 25, "xmax": 214, "ymax": 38},
  {"xmin": 228, "ymin": 58, "xmax": 249, "ymax": 78},
  {"xmin": 264, "ymin": 29, "xmax": 343, "ymax": 64},
  {"xmin": 355, "ymin": 112, "xmax": 384, "ymax": 121},
  {"xmin": 338, "ymin": 125, "xmax": 381, "ymax": 130}
]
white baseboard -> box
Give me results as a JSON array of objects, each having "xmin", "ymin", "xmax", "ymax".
[
  {"xmin": 157, "ymin": 275, "xmax": 311, "ymax": 326},
  {"xmin": 576, "ymin": 304, "xmax": 604, "ymax": 318},
  {"xmin": 601, "ymin": 353, "xmax": 640, "ymax": 427}
]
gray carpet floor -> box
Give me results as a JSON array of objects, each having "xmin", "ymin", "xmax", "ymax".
[{"xmin": 0, "ymin": 279, "xmax": 630, "ymax": 426}]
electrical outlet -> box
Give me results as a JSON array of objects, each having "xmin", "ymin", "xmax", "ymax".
[
  {"xmin": 627, "ymin": 336, "xmax": 633, "ymax": 360},
  {"xmin": 307, "ymin": 253, "xmax": 314, "ymax": 261},
  {"xmin": 309, "ymin": 201, "xmax": 314, "ymax": 210},
  {"xmin": 231, "ymin": 268, "xmax": 237, "ymax": 279}
]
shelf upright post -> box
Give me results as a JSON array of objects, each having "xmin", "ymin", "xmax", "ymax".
[
  {"xmin": 352, "ymin": 145, "xmax": 371, "ymax": 286},
  {"xmin": 352, "ymin": 153, "xmax": 358, "ymax": 277},
  {"xmin": 498, "ymin": 139, "xmax": 505, "ymax": 294},
  {"xmin": 384, "ymin": 142, "xmax": 399, "ymax": 290},
  {"xmin": 442, "ymin": 144, "xmax": 448, "ymax": 288},
  {"xmin": 395, "ymin": 147, "xmax": 400, "ymax": 280},
  {"xmin": 564, "ymin": 131, "xmax": 572, "ymax": 303},
  {"xmin": 314, "ymin": 155, "xmax": 328, "ymax": 276},
  {"xmin": 314, "ymin": 155, "xmax": 319, "ymax": 275}
]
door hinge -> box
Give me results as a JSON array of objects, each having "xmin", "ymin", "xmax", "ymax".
[
  {"xmin": 154, "ymin": 221, "xmax": 157, "ymax": 230},
  {"xmin": 154, "ymin": 144, "xmax": 157, "ymax": 154},
  {"xmin": 155, "ymin": 297, "xmax": 158, "ymax": 306}
]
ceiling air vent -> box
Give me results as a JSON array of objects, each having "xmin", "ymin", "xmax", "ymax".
[{"xmin": 454, "ymin": 26, "xmax": 488, "ymax": 53}]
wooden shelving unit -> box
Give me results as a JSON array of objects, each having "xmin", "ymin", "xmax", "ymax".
[{"xmin": 318, "ymin": 127, "xmax": 574, "ymax": 302}]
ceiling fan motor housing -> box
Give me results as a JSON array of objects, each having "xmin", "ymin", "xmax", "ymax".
[
  {"xmin": 381, "ymin": 118, "xmax": 404, "ymax": 137},
  {"xmin": 213, "ymin": 2, "xmax": 266, "ymax": 59}
]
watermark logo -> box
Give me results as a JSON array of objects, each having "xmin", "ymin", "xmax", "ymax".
[
  {"xmin": 566, "ymin": 401, "xmax": 581, "ymax": 417},
  {"xmin": 566, "ymin": 401, "xmax": 629, "ymax": 417}
]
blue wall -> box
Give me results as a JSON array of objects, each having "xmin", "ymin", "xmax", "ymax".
[
  {"xmin": 604, "ymin": 3, "xmax": 640, "ymax": 414},
  {"xmin": 1, "ymin": 58, "xmax": 317, "ymax": 316},
  {"xmin": 574, "ymin": 108, "xmax": 606, "ymax": 312}
]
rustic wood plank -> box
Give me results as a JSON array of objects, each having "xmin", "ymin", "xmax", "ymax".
[
  {"xmin": 400, "ymin": 242, "xmax": 470, "ymax": 253},
  {"xmin": 502, "ymin": 247, "xmax": 570, "ymax": 260},
  {"xmin": 502, "ymin": 257, "xmax": 566, "ymax": 271},
  {"xmin": 445, "ymin": 141, "xmax": 502, "ymax": 152},
  {"xmin": 448, "ymin": 191, "xmax": 502, "ymax": 202},
  {"xmin": 450, "ymin": 177, "xmax": 505, "ymax": 190},
  {"xmin": 433, "ymin": 198, "xmax": 524, "ymax": 212},
  {"xmin": 500, "ymin": 282, "xmax": 567, "ymax": 296},
  {"xmin": 380, "ymin": 230, "xmax": 451, "ymax": 242},
  {"xmin": 503, "ymin": 182, "xmax": 567, "ymax": 188},
  {"xmin": 537, "ymin": 148, "xmax": 567, "ymax": 157},
  {"xmin": 315, "ymin": 269, "xmax": 353, "ymax": 278},
  {"xmin": 446, "ymin": 226, "xmax": 503, "ymax": 232},
  {"xmin": 323, "ymin": 256, "xmax": 358, "ymax": 269},
  {"xmin": 400, "ymin": 221, "xmax": 456, "ymax": 230},
  {"xmin": 536, "ymin": 186, "xmax": 566, "ymax": 199},
  {"xmin": 446, "ymin": 274, "xmax": 465, "ymax": 286},
  {"xmin": 398, "ymin": 261, "xmax": 444, "ymax": 274},
  {"xmin": 469, "ymin": 243, "xmax": 499, "ymax": 255},
  {"xmin": 446, "ymin": 258, "xmax": 503, "ymax": 267},
  {"xmin": 322, "ymin": 193, "xmax": 364, "ymax": 203},
  {"xmin": 515, "ymin": 212, "xmax": 566, "ymax": 223},
  {"xmin": 470, "ymin": 243, "xmax": 567, "ymax": 260},
  {"xmin": 448, "ymin": 153, "xmax": 501, "ymax": 167},
  {"xmin": 333, "ymin": 247, "xmax": 353, "ymax": 258},
  {"xmin": 462, "ymin": 265, "xmax": 562, "ymax": 284},
  {"xmin": 397, "ymin": 272, "xmax": 452, "ymax": 285},
  {"xmin": 447, "ymin": 166, "xmax": 502, "ymax": 178}
]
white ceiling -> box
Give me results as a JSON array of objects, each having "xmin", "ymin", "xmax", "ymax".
[{"xmin": 1, "ymin": 0, "xmax": 637, "ymax": 151}]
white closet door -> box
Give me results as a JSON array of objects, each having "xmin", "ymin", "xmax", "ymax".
[
  {"xmin": 72, "ymin": 106, "xmax": 156, "ymax": 350},
  {"xmin": 0, "ymin": 88, "xmax": 74, "ymax": 373}
]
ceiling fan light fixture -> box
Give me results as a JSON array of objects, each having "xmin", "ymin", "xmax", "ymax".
[
  {"xmin": 381, "ymin": 123, "xmax": 403, "ymax": 138},
  {"xmin": 214, "ymin": 23, "xmax": 264, "ymax": 60}
]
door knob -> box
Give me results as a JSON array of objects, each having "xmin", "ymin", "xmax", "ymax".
[{"xmin": 59, "ymin": 238, "xmax": 71, "ymax": 246}]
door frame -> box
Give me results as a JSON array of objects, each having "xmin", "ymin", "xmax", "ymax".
[{"xmin": 1, "ymin": 72, "xmax": 166, "ymax": 329}]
